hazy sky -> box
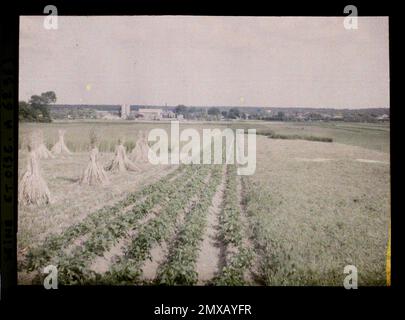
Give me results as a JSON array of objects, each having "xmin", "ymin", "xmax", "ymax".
[{"xmin": 19, "ymin": 16, "xmax": 389, "ymax": 108}]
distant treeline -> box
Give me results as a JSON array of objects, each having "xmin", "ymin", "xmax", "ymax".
[
  {"xmin": 19, "ymin": 91, "xmax": 57, "ymax": 122},
  {"xmin": 46, "ymin": 103, "xmax": 390, "ymax": 122}
]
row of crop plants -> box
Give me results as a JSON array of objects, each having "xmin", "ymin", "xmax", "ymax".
[
  {"xmin": 98, "ymin": 164, "xmax": 216, "ymax": 285},
  {"xmin": 57, "ymin": 164, "xmax": 208, "ymax": 284},
  {"xmin": 155, "ymin": 164, "xmax": 225, "ymax": 285},
  {"xmin": 23, "ymin": 165, "xmax": 189, "ymax": 283},
  {"xmin": 213, "ymin": 166, "xmax": 253, "ymax": 285}
]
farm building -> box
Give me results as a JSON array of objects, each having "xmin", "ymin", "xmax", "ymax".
[
  {"xmin": 162, "ymin": 110, "xmax": 177, "ymax": 119},
  {"xmin": 138, "ymin": 108, "xmax": 163, "ymax": 120},
  {"xmin": 96, "ymin": 111, "xmax": 120, "ymax": 120}
]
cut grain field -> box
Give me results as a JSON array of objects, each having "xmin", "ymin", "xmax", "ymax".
[{"xmin": 18, "ymin": 120, "xmax": 390, "ymax": 286}]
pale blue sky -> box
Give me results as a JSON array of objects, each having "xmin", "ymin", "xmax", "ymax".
[{"xmin": 19, "ymin": 16, "xmax": 389, "ymax": 108}]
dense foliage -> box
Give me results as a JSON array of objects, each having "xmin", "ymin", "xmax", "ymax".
[{"xmin": 19, "ymin": 91, "xmax": 56, "ymax": 122}]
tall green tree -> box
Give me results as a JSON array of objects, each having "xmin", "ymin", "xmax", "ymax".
[
  {"xmin": 208, "ymin": 107, "xmax": 221, "ymax": 116},
  {"xmin": 175, "ymin": 105, "xmax": 188, "ymax": 116},
  {"xmin": 19, "ymin": 101, "xmax": 35, "ymax": 121},
  {"xmin": 19, "ymin": 91, "xmax": 56, "ymax": 122},
  {"xmin": 228, "ymin": 107, "xmax": 240, "ymax": 119}
]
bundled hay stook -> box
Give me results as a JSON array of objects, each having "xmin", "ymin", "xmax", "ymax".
[
  {"xmin": 79, "ymin": 129, "xmax": 109, "ymax": 186},
  {"xmin": 18, "ymin": 134, "xmax": 52, "ymax": 206},
  {"xmin": 34, "ymin": 129, "xmax": 54, "ymax": 159},
  {"xmin": 105, "ymin": 138, "xmax": 140, "ymax": 172},
  {"xmin": 51, "ymin": 129, "xmax": 72, "ymax": 155},
  {"xmin": 131, "ymin": 130, "xmax": 150, "ymax": 163}
]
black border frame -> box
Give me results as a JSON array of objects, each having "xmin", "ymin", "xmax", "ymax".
[{"xmin": 0, "ymin": 0, "xmax": 401, "ymax": 315}]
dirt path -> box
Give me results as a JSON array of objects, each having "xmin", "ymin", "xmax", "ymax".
[{"xmin": 195, "ymin": 166, "xmax": 227, "ymax": 284}]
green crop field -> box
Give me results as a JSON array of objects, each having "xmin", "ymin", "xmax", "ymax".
[{"xmin": 18, "ymin": 120, "xmax": 390, "ymax": 286}]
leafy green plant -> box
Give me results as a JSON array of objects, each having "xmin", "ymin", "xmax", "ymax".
[
  {"xmin": 213, "ymin": 166, "xmax": 252, "ymax": 285},
  {"xmin": 103, "ymin": 165, "xmax": 214, "ymax": 284},
  {"xmin": 156, "ymin": 165, "xmax": 223, "ymax": 285},
  {"xmin": 213, "ymin": 247, "xmax": 253, "ymax": 286},
  {"xmin": 25, "ymin": 165, "xmax": 188, "ymax": 272},
  {"xmin": 54, "ymin": 165, "xmax": 203, "ymax": 284}
]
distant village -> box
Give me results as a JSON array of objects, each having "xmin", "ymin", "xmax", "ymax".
[{"xmin": 50, "ymin": 104, "xmax": 390, "ymax": 123}]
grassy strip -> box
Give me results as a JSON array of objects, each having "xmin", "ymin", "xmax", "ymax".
[
  {"xmin": 213, "ymin": 166, "xmax": 252, "ymax": 286},
  {"xmin": 257, "ymin": 130, "xmax": 333, "ymax": 143},
  {"xmin": 156, "ymin": 165, "xmax": 224, "ymax": 285},
  {"xmin": 25, "ymin": 165, "xmax": 186, "ymax": 272},
  {"xmin": 241, "ymin": 176, "xmax": 295, "ymax": 285},
  {"xmin": 99, "ymin": 164, "xmax": 214, "ymax": 285}
]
